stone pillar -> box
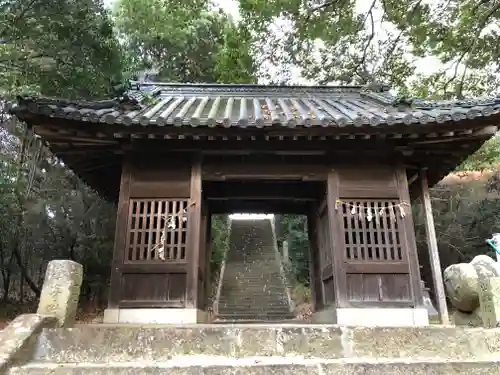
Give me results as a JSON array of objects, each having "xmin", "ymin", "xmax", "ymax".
[
  {"xmin": 37, "ymin": 260, "xmax": 83, "ymax": 327},
  {"xmin": 282, "ymin": 240, "xmax": 290, "ymax": 266},
  {"xmin": 478, "ymin": 276, "xmax": 500, "ymax": 328}
]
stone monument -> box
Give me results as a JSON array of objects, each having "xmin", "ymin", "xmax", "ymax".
[
  {"xmin": 443, "ymin": 255, "xmax": 500, "ymax": 327},
  {"xmin": 37, "ymin": 259, "xmax": 83, "ymax": 327}
]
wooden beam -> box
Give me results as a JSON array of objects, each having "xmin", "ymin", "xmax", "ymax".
[
  {"xmin": 326, "ymin": 169, "xmax": 348, "ymax": 308},
  {"xmin": 420, "ymin": 168, "xmax": 450, "ymax": 324},
  {"xmin": 395, "ymin": 166, "xmax": 425, "ymax": 309},
  {"xmin": 107, "ymin": 157, "xmax": 132, "ymax": 309},
  {"xmin": 203, "ymin": 163, "xmax": 328, "ymax": 181},
  {"xmin": 307, "ymin": 207, "xmax": 323, "ymax": 310},
  {"xmin": 203, "ymin": 180, "xmax": 324, "ymax": 200},
  {"xmin": 186, "ymin": 156, "xmax": 203, "ymax": 310},
  {"xmin": 207, "ymin": 199, "xmax": 310, "ymax": 214}
]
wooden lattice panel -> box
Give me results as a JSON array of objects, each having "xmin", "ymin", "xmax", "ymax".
[
  {"xmin": 341, "ymin": 199, "xmax": 404, "ymax": 262},
  {"xmin": 127, "ymin": 199, "xmax": 189, "ymax": 262}
]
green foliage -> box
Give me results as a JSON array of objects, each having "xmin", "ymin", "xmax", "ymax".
[
  {"xmin": 0, "ymin": 125, "xmax": 116, "ymax": 303},
  {"xmin": 279, "ymin": 215, "xmax": 310, "ymax": 286},
  {"xmin": 0, "ymin": 0, "xmax": 124, "ymax": 99},
  {"xmin": 414, "ymin": 172, "xmax": 500, "ymax": 290},
  {"xmin": 210, "ymin": 215, "xmax": 230, "ymax": 280},
  {"xmin": 237, "ymin": 0, "xmax": 500, "ymax": 96},
  {"xmin": 458, "ymin": 135, "xmax": 500, "ymax": 171},
  {"xmin": 113, "ymin": 0, "xmax": 256, "ymax": 83}
]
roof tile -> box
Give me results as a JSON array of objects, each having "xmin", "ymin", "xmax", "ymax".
[{"xmin": 11, "ymin": 82, "xmax": 500, "ymax": 129}]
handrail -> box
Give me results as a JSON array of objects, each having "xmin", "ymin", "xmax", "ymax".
[
  {"xmin": 269, "ymin": 216, "xmax": 295, "ymax": 313},
  {"xmin": 213, "ymin": 217, "xmax": 232, "ymax": 316}
]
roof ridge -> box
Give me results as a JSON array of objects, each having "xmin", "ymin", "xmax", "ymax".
[{"xmin": 131, "ymin": 81, "xmax": 378, "ymax": 91}]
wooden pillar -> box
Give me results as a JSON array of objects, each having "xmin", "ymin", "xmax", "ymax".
[
  {"xmin": 307, "ymin": 205, "xmax": 322, "ymax": 310},
  {"xmin": 395, "ymin": 166, "xmax": 424, "ymax": 308},
  {"xmin": 186, "ymin": 157, "xmax": 202, "ymax": 309},
  {"xmin": 108, "ymin": 158, "xmax": 132, "ymax": 308},
  {"xmin": 326, "ymin": 169, "xmax": 348, "ymax": 307},
  {"xmin": 204, "ymin": 212, "xmax": 213, "ymax": 310},
  {"xmin": 420, "ymin": 168, "xmax": 449, "ymax": 324}
]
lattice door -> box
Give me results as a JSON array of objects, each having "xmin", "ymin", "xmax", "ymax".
[
  {"xmin": 126, "ymin": 199, "xmax": 189, "ymax": 262},
  {"xmin": 340, "ymin": 199, "xmax": 405, "ymax": 263}
]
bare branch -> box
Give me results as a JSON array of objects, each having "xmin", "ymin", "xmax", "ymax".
[{"xmin": 352, "ymin": 0, "xmax": 376, "ymax": 83}]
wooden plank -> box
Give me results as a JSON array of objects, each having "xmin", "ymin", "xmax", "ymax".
[
  {"xmin": 203, "ymin": 163, "xmax": 327, "ymax": 180},
  {"xmin": 345, "ymin": 262, "xmax": 409, "ymax": 274},
  {"xmin": 395, "ymin": 165, "xmax": 425, "ymax": 309},
  {"xmin": 108, "ymin": 157, "xmax": 132, "ymax": 308},
  {"xmin": 326, "ymin": 169, "xmax": 348, "ymax": 307},
  {"xmin": 185, "ymin": 156, "xmax": 203, "ymax": 309},
  {"xmin": 129, "ymin": 181, "xmax": 190, "ymax": 198},
  {"xmin": 420, "ymin": 168, "xmax": 450, "ymax": 324}
]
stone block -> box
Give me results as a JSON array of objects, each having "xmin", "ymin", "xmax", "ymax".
[
  {"xmin": 37, "ymin": 260, "xmax": 83, "ymax": 327},
  {"xmin": 478, "ymin": 276, "xmax": 500, "ymax": 328},
  {"xmin": 7, "ymin": 360, "xmax": 500, "ymax": 375},
  {"xmin": 0, "ymin": 314, "xmax": 57, "ymax": 373}
]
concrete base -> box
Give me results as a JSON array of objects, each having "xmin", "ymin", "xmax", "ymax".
[
  {"xmin": 103, "ymin": 308, "xmax": 210, "ymax": 324},
  {"xmin": 311, "ymin": 307, "xmax": 429, "ymax": 327}
]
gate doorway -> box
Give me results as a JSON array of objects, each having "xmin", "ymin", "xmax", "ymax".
[{"xmin": 203, "ymin": 179, "xmax": 324, "ymax": 322}]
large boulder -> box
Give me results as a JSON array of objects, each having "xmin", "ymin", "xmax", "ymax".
[
  {"xmin": 470, "ymin": 255, "xmax": 500, "ymax": 281},
  {"xmin": 452, "ymin": 306, "xmax": 483, "ymax": 327},
  {"xmin": 443, "ymin": 263, "xmax": 479, "ymax": 312}
]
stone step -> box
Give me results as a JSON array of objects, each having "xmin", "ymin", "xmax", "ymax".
[
  {"xmin": 220, "ymin": 281, "xmax": 287, "ymax": 288},
  {"xmin": 218, "ymin": 296, "xmax": 290, "ymax": 302},
  {"xmin": 225, "ymin": 261, "xmax": 281, "ymax": 266},
  {"xmin": 218, "ymin": 301, "xmax": 290, "ymax": 308},
  {"xmin": 217, "ymin": 304, "xmax": 291, "ymax": 311},
  {"xmin": 218, "ymin": 301, "xmax": 290, "ymax": 307},
  {"xmin": 215, "ymin": 314, "xmax": 296, "ymax": 322},
  {"xmin": 216, "ymin": 311, "xmax": 293, "ymax": 318},
  {"xmin": 218, "ymin": 297, "xmax": 290, "ymax": 305},
  {"xmin": 218, "ymin": 295, "xmax": 290, "ymax": 301},
  {"xmin": 220, "ymin": 280, "xmax": 287, "ymax": 285},
  {"xmin": 9, "ymin": 359, "xmax": 500, "ymax": 375},
  {"xmin": 226, "ymin": 258, "xmax": 278, "ymax": 262},
  {"xmin": 217, "ymin": 311, "xmax": 292, "ymax": 317},
  {"xmin": 222, "ymin": 274, "xmax": 284, "ymax": 280},
  {"xmin": 23, "ymin": 325, "xmax": 500, "ymax": 363}
]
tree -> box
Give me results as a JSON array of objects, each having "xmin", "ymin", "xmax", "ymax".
[
  {"xmin": 113, "ymin": 0, "xmax": 256, "ymax": 83},
  {"xmin": 0, "ymin": 0, "xmax": 125, "ymax": 99},
  {"xmin": 237, "ymin": 0, "xmax": 500, "ymax": 97}
]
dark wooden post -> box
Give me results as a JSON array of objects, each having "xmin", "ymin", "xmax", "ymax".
[
  {"xmin": 186, "ymin": 157, "xmax": 202, "ymax": 309},
  {"xmin": 307, "ymin": 205, "xmax": 322, "ymax": 310},
  {"xmin": 108, "ymin": 158, "xmax": 132, "ymax": 308},
  {"xmin": 204, "ymin": 212, "xmax": 213, "ymax": 310},
  {"xmin": 420, "ymin": 168, "xmax": 449, "ymax": 324},
  {"xmin": 326, "ymin": 169, "xmax": 348, "ymax": 307},
  {"xmin": 395, "ymin": 165, "xmax": 424, "ymax": 308}
]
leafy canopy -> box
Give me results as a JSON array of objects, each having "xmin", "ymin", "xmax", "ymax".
[
  {"xmin": 238, "ymin": 0, "xmax": 500, "ymax": 97},
  {"xmin": 113, "ymin": 0, "xmax": 256, "ymax": 83},
  {"xmin": 0, "ymin": 0, "xmax": 124, "ymax": 99}
]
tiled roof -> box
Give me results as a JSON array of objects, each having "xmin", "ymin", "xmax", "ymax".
[{"xmin": 12, "ymin": 82, "xmax": 500, "ymax": 128}]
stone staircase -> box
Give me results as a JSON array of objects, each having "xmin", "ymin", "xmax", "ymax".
[
  {"xmin": 216, "ymin": 218, "xmax": 294, "ymax": 322},
  {"xmin": 6, "ymin": 324, "xmax": 500, "ymax": 374}
]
